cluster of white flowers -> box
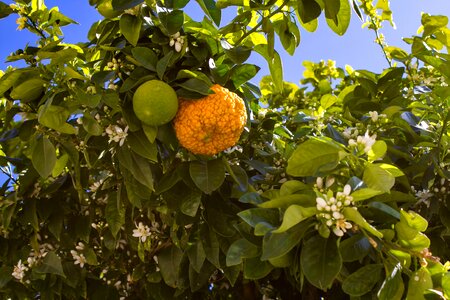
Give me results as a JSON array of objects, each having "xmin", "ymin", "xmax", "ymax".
[
  {"xmin": 12, "ymin": 260, "xmax": 28, "ymax": 281},
  {"xmin": 315, "ymin": 176, "xmax": 335, "ymax": 192},
  {"xmin": 26, "ymin": 243, "xmax": 52, "ymax": 267},
  {"xmin": 342, "ymin": 127, "xmax": 359, "ymax": 139},
  {"xmin": 70, "ymin": 242, "xmax": 87, "ymax": 268},
  {"xmin": 316, "ymin": 184, "xmax": 354, "ymax": 236},
  {"xmin": 132, "ymin": 222, "xmax": 151, "ymax": 243},
  {"xmin": 348, "ymin": 131, "xmax": 377, "ymax": 154},
  {"xmin": 105, "ymin": 123, "xmax": 129, "ymax": 146},
  {"xmin": 169, "ymin": 32, "xmax": 184, "ymax": 52},
  {"xmin": 368, "ymin": 111, "xmax": 386, "ymax": 122}
]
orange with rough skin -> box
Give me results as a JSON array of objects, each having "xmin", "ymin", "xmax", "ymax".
[{"xmin": 173, "ymin": 85, "xmax": 247, "ymax": 156}]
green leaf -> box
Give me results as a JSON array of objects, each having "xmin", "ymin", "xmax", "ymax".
[
  {"xmin": 189, "ymin": 159, "xmax": 225, "ymax": 194},
  {"xmin": 82, "ymin": 114, "xmax": 103, "ymax": 136},
  {"xmin": 195, "ymin": 0, "xmax": 221, "ymax": 26},
  {"xmin": 297, "ymin": 0, "xmax": 322, "ymax": 24},
  {"xmin": 120, "ymin": 14, "xmax": 142, "ymax": 46},
  {"xmin": 201, "ymin": 225, "xmax": 220, "ymax": 268},
  {"xmin": 117, "ymin": 148, "xmax": 154, "ymax": 190},
  {"xmin": 254, "ymin": 45, "xmax": 283, "ymax": 92},
  {"xmin": 261, "ymin": 219, "xmax": 313, "ymax": 260},
  {"xmin": 421, "ymin": 14, "xmax": 448, "ymax": 37},
  {"xmin": 272, "ymin": 205, "xmax": 316, "ymax": 233},
  {"xmin": 142, "ymin": 124, "xmax": 158, "ymax": 143},
  {"xmin": 112, "ymin": 0, "xmax": 144, "ymax": 10},
  {"xmin": 238, "ymin": 208, "xmax": 279, "ymax": 228},
  {"xmin": 158, "ymin": 245, "xmax": 184, "ymax": 288},
  {"xmin": 368, "ymin": 140, "xmax": 387, "ymax": 161},
  {"xmin": 223, "ymin": 44, "xmax": 252, "ymax": 65},
  {"xmin": 368, "ymin": 202, "xmax": 400, "ymax": 220},
  {"xmin": 156, "ymin": 51, "xmax": 174, "ymax": 79},
  {"xmin": 38, "ymin": 105, "xmax": 77, "ymax": 134},
  {"xmin": 159, "ymin": 10, "xmax": 184, "ymax": 35},
  {"xmin": 131, "ymin": 47, "xmax": 157, "ymax": 71},
  {"xmin": 325, "ymin": 0, "xmax": 351, "ymax": 35},
  {"xmin": 352, "ymin": 188, "xmax": 384, "ymax": 201},
  {"xmin": 343, "ymin": 207, "xmax": 383, "ymax": 238},
  {"xmin": 105, "ymin": 191, "xmax": 125, "ymax": 238},
  {"xmin": 226, "ymin": 238, "xmax": 259, "ymax": 266},
  {"xmin": 51, "ymin": 153, "xmax": 68, "ymax": 178},
  {"xmin": 339, "ymin": 234, "xmax": 370, "ymax": 262},
  {"xmin": 187, "ymin": 240, "xmax": 206, "ymax": 273},
  {"xmin": 128, "ymin": 130, "xmax": 158, "ymax": 162},
  {"xmin": 177, "ymin": 78, "xmax": 212, "ymax": 95},
  {"xmin": 259, "ymin": 194, "xmax": 316, "ymax": 209},
  {"xmin": 301, "ymin": 235, "xmax": 342, "ymax": 290},
  {"xmin": 443, "ymin": 272, "xmax": 450, "ymax": 299},
  {"xmin": 399, "ymin": 209, "xmax": 428, "ymax": 231},
  {"xmin": 180, "ymin": 189, "xmax": 202, "ymax": 217},
  {"xmin": 0, "ymin": 1, "xmax": 13, "ymax": 19},
  {"xmin": 286, "ymin": 137, "xmax": 345, "ymax": 177},
  {"xmin": 189, "ymin": 261, "xmax": 216, "ymax": 292},
  {"xmin": 378, "ymin": 264, "xmax": 405, "ymax": 300},
  {"xmin": 10, "ymin": 78, "xmax": 45, "ymax": 102},
  {"xmin": 230, "ymin": 64, "xmax": 260, "ymax": 88},
  {"xmin": 323, "ymin": 0, "xmax": 340, "ymax": 22},
  {"xmin": 342, "ymin": 264, "xmax": 383, "ymax": 296},
  {"xmin": 406, "ymin": 267, "xmax": 432, "ymax": 300},
  {"xmin": 280, "ymin": 180, "xmax": 310, "ymax": 196},
  {"xmin": 32, "ymin": 136, "xmax": 57, "ymax": 178},
  {"xmin": 243, "ymin": 257, "xmax": 273, "ymax": 280},
  {"xmin": 320, "ymin": 94, "xmax": 338, "ymax": 109},
  {"xmin": 363, "ymin": 163, "xmax": 395, "ymax": 193},
  {"xmin": 0, "ymin": 266, "xmax": 12, "ymax": 288},
  {"xmin": 34, "ymin": 251, "xmax": 66, "ymax": 278}
]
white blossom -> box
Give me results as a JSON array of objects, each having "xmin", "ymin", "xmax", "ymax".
[
  {"xmin": 70, "ymin": 250, "xmax": 87, "ymax": 268},
  {"xmin": 415, "ymin": 189, "xmax": 434, "ymax": 207},
  {"xmin": 12, "ymin": 260, "xmax": 28, "ymax": 280},
  {"xmin": 349, "ymin": 131, "xmax": 377, "ymax": 154},
  {"xmin": 105, "ymin": 124, "xmax": 129, "ymax": 146},
  {"xmin": 316, "ymin": 185, "xmax": 355, "ymax": 237},
  {"xmin": 133, "ymin": 222, "xmax": 151, "ymax": 242},
  {"xmin": 169, "ymin": 32, "xmax": 184, "ymax": 53}
]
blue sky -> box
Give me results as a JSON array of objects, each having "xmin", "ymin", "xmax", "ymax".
[{"xmin": 0, "ymin": 1, "xmax": 450, "ymax": 185}]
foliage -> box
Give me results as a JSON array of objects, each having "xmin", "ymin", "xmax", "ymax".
[{"xmin": 0, "ymin": 0, "xmax": 450, "ymax": 299}]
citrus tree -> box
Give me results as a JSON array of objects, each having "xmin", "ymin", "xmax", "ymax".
[{"xmin": 1, "ymin": 0, "xmax": 450, "ymax": 299}]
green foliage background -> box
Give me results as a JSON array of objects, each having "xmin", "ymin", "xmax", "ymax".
[{"xmin": 0, "ymin": 0, "xmax": 450, "ymax": 299}]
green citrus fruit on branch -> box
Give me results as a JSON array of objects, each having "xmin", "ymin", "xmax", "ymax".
[
  {"xmin": 97, "ymin": 0, "xmax": 121, "ymax": 19},
  {"xmin": 132, "ymin": 80, "xmax": 179, "ymax": 127}
]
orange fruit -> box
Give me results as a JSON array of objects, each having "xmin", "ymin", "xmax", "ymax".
[{"xmin": 173, "ymin": 84, "xmax": 247, "ymax": 156}]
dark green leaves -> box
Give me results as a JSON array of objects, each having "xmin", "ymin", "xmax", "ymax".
[
  {"xmin": 342, "ymin": 264, "xmax": 383, "ymax": 296},
  {"xmin": 158, "ymin": 10, "xmax": 184, "ymax": 35},
  {"xmin": 158, "ymin": 245, "xmax": 184, "ymax": 288},
  {"xmin": 0, "ymin": 1, "xmax": 13, "ymax": 19},
  {"xmin": 297, "ymin": 0, "xmax": 322, "ymax": 24},
  {"xmin": 325, "ymin": 0, "xmax": 351, "ymax": 35},
  {"xmin": 105, "ymin": 191, "xmax": 125, "ymax": 238},
  {"xmin": 196, "ymin": 0, "xmax": 221, "ymax": 26},
  {"xmin": 112, "ymin": 0, "xmax": 143, "ymax": 10},
  {"xmin": 132, "ymin": 47, "xmax": 157, "ymax": 71},
  {"xmin": 32, "ymin": 136, "xmax": 57, "ymax": 178},
  {"xmin": 226, "ymin": 238, "xmax": 259, "ymax": 266},
  {"xmin": 189, "ymin": 159, "xmax": 225, "ymax": 194},
  {"xmin": 120, "ymin": 14, "xmax": 142, "ymax": 46},
  {"xmin": 10, "ymin": 78, "xmax": 45, "ymax": 102},
  {"xmin": 34, "ymin": 251, "xmax": 66, "ymax": 278},
  {"xmin": 301, "ymin": 235, "xmax": 342, "ymax": 290}
]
